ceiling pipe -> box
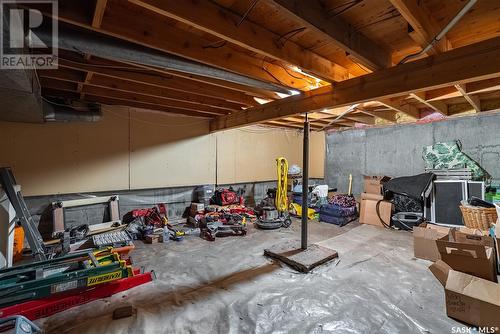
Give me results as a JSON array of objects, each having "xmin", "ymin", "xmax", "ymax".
[
  {"xmin": 35, "ymin": 24, "xmax": 293, "ymax": 95},
  {"xmin": 43, "ymin": 101, "xmax": 102, "ymax": 122},
  {"xmin": 398, "ymin": 0, "xmax": 477, "ymax": 64}
]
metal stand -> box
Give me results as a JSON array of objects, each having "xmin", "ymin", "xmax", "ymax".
[
  {"xmin": 0, "ymin": 190, "xmax": 15, "ymax": 268},
  {"xmin": 301, "ymin": 114, "xmax": 309, "ymax": 250},
  {"xmin": 0, "ymin": 168, "xmax": 46, "ymax": 261},
  {"xmin": 263, "ymin": 114, "xmax": 338, "ymax": 273}
]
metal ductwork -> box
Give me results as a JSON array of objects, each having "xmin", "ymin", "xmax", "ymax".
[
  {"xmin": 0, "ymin": 8, "xmax": 103, "ymax": 124},
  {"xmin": 43, "ymin": 101, "xmax": 102, "ymax": 122},
  {"xmin": 35, "ymin": 24, "xmax": 294, "ymax": 95},
  {"xmin": 0, "ymin": 72, "xmax": 103, "ymax": 123}
]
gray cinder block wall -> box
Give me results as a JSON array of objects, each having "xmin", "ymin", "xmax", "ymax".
[{"xmin": 325, "ymin": 112, "xmax": 500, "ymax": 195}]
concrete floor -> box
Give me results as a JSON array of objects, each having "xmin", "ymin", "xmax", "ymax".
[{"xmin": 39, "ymin": 219, "xmax": 461, "ymax": 333}]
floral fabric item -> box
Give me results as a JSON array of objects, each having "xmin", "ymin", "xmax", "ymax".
[{"xmin": 329, "ymin": 194, "xmax": 356, "ymax": 208}]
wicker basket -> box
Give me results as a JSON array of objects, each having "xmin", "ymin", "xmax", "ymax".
[{"xmin": 459, "ymin": 205, "xmax": 498, "ymax": 230}]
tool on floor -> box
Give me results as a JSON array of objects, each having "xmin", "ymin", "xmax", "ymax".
[
  {"xmin": 201, "ymin": 215, "xmax": 247, "ymax": 241},
  {"xmin": 0, "ymin": 249, "xmax": 133, "ymax": 308},
  {"xmin": 92, "ymin": 230, "xmax": 132, "ymax": 248},
  {"xmin": 0, "ymin": 268, "xmax": 153, "ymax": 321},
  {"xmin": 256, "ymin": 157, "xmax": 292, "ymax": 229},
  {"xmin": 0, "ymin": 168, "xmax": 47, "ymax": 261}
]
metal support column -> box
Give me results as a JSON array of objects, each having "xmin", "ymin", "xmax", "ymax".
[{"xmin": 301, "ymin": 114, "xmax": 309, "ymax": 250}]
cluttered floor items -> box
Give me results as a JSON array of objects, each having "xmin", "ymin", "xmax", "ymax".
[
  {"xmin": 1, "ymin": 138, "xmax": 500, "ymax": 332},
  {"xmin": 356, "ymin": 140, "xmax": 500, "ymax": 329},
  {"xmin": 36, "ymin": 224, "xmax": 458, "ymax": 333}
]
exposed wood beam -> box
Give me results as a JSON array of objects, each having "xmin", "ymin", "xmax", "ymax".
[
  {"xmin": 455, "ymin": 84, "xmax": 481, "ymax": 112},
  {"xmin": 410, "ymin": 92, "xmax": 448, "ymax": 115},
  {"xmin": 267, "ymin": 120, "xmax": 323, "ymax": 130},
  {"xmin": 425, "ymin": 79, "xmax": 500, "ymax": 102},
  {"xmin": 210, "ymin": 37, "xmax": 500, "ymax": 131},
  {"xmin": 129, "ymin": 0, "xmax": 349, "ymax": 82},
  {"xmin": 40, "ymin": 70, "xmax": 244, "ymax": 111},
  {"xmin": 40, "ymin": 77, "xmax": 229, "ymax": 116},
  {"xmin": 465, "ymin": 77, "xmax": 500, "ymax": 95},
  {"xmin": 426, "ymin": 86, "xmax": 461, "ymax": 101},
  {"xmin": 357, "ymin": 109, "xmax": 397, "ymax": 123},
  {"xmin": 42, "ymin": 23, "xmax": 294, "ymax": 94},
  {"xmin": 56, "ymin": 58, "xmax": 258, "ymax": 106},
  {"xmin": 389, "ymin": 0, "xmax": 450, "ymax": 55},
  {"xmin": 271, "ymin": 0, "xmax": 391, "ymax": 70},
  {"xmin": 35, "ymin": 0, "xmax": 307, "ymax": 92},
  {"xmin": 42, "ymin": 88, "xmax": 214, "ymax": 119},
  {"xmin": 80, "ymin": 0, "xmax": 108, "ymax": 99},
  {"xmin": 80, "ymin": 71, "xmax": 93, "ymax": 99},
  {"xmin": 264, "ymin": 121, "xmax": 302, "ymax": 129},
  {"xmin": 377, "ymin": 98, "xmax": 420, "ymax": 118},
  {"xmin": 78, "ymin": 0, "xmax": 108, "ymax": 92},
  {"xmin": 92, "ymin": 0, "xmax": 108, "ymax": 28},
  {"xmin": 343, "ymin": 115, "xmax": 376, "ymax": 125}
]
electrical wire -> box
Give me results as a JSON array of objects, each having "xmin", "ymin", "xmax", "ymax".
[
  {"xmin": 356, "ymin": 9, "xmax": 400, "ymax": 30},
  {"xmin": 202, "ymin": 40, "xmax": 227, "ymax": 49},
  {"xmin": 201, "ymin": 0, "xmax": 259, "ymax": 49},
  {"xmin": 278, "ymin": 63, "xmax": 311, "ymax": 81},
  {"xmin": 275, "ymin": 27, "xmax": 307, "ymax": 48},
  {"xmin": 327, "ymin": 0, "xmax": 363, "ymax": 17},
  {"xmin": 237, "ymin": 0, "xmax": 260, "ymax": 26},
  {"xmin": 261, "ymin": 58, "xmax": 309, "ymax": 90}
]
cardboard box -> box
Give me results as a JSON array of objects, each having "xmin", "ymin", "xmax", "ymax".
[
  {"xmin": 436, "ymin": 230, "xmax": 497, "ymax": 282},
  {"xmin": 413, "ymin": 223, "xmax": 451, "ymax": 261},
  {"xmin": 359, "ymin": 193, "xmax": 392, "ymax": 227},
  {"xmin": 144, "ymin": 235, "xmax": 159, "ymax": 244},
  {"xmin": 430, "ymin": 260, "xmax": 500, "ymax": 328},
  {"xmin": 363, "ymin": 175, "xmax": 391, "ymax": 195}
]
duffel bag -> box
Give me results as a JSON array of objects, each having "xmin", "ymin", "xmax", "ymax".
[{"xmin": 319, "ymin": 203, "xmax": 357, "ymax": 217}]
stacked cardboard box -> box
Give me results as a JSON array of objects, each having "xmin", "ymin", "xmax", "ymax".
[
  {"xmin": 428, "ymin": 227, "xmax": 500, "ymax": 328},
  {"xmin": 413, "ymin": 223, "xmax": 451, "ymax": 261},
  {"xmin": 436, "ymin": 230, "xmax": 497, "ymax": 282},
  {"xmin": 430, "ymin": 260, "xmax": 500, "ymax": 328},
  {"xmin": 359, "ymin": 175, "xmax": 392, "ymax": 227}
]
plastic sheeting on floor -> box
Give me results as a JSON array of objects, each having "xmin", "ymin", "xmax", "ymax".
[{"xmin": 39, "ymin": 223, "xmax": 460, "ymax": 333}]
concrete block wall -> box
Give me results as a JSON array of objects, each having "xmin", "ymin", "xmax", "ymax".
[{"xmin": 325, "ymin": 112, "xmax": 500, "ymax": 195}]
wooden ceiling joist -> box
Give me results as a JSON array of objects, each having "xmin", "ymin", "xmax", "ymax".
[
  {"xmin": 357, "ymin": 109, "xmax": 397, "ymax": 123},
  {"xmin": 210, "ymin": 36, "xmax": 500, "ymax": 131},
  {"xmin": 37, "ymin": 0, "xmax": 310, "ymax": 93},
  {"xmin": 455, "ymin": 84, "xmax": 481, "ymax": 112},
  {"xmin": 40, "ymin": 70, "xmax": 244, "ymax": 111},
  {"xmin": 389, "ymin": 0, "xmax": 450, "ymax": 55},
  {"xmin": 464, "ymin": 77, "xmax": 500, "ymax": 95},
  {"xmin": 410, "ymin": 92, "xmax": 448, "ymax": 116},
  {"xmin": 129, "ymin": 0, "xmax": 349, "ymax": 82},
  {"xmin": 39, "ymin": 77, "xmax": 229, "ymax": 117},
  {"xmin": 377, "ymin": 98, "xmax": 420, "ymax": 119},
  {"xmin": 271, "ymin": 0, "xmax": 392, "ymax": 70},
  {"xmin": 42, "ymin": 88, "xmax": 215, "ymax": 119},
  {"xmin": 91, "ymin": 0, "xmax": 108, "ymax": 28},
  {"xmin": 55, "ymin": 58, "xmax": 258, "ymax": 106}
]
